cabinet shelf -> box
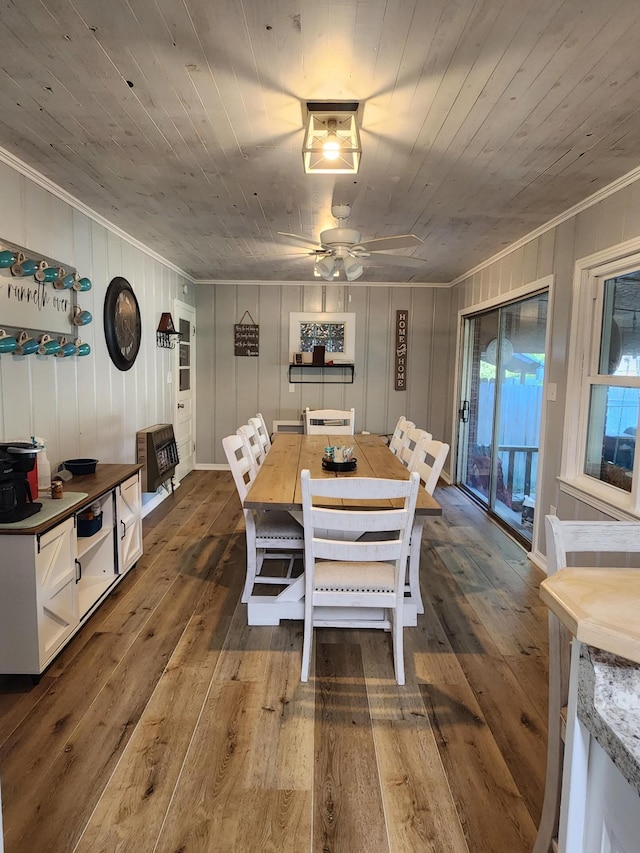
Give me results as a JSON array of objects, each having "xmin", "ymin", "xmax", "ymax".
[
  {"xmin": 288, "ymin": 363, "xmax": 354, "ymax": 384},
  {"xmin": 76, "ymin": 523, "xmax": 112, "ymax": 559}
]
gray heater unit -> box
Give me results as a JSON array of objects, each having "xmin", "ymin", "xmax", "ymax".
[{"xmin": 136, "ymin": 424, "xmax": 179, "ymax": 492}]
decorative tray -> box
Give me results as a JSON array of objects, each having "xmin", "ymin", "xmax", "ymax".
[{"xmin": 322, "ymin": 457, "xmax": 357, "ymax": 472}]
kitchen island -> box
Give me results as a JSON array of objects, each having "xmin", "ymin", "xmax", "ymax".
[{"xmin": 540, "ymin": 569, "xmax": 640, "ymax": 852}]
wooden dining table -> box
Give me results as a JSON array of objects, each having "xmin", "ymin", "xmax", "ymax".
[{"xmin": 243, "ymin": 432, "xmax": 442, "ymax": 625}]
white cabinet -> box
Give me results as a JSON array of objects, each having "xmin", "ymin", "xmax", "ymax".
[
  {"xmin": 0, "ymin": 517, "xmax": 78, "ymax": 674},
  {"xmin": 0, "ymin": 465, "xmax": 142, "ymax": 675},
  {"xmin": 117, "ymin": 472, "xmax": 142, "ymax": 574}
]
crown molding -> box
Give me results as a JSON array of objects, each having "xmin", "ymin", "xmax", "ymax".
[
  {"xmin": 5, "ymin": 140, "xmax": 640, "ymax": 291},
  {"xmin": 449, "ymin": 162, "xmax": 640, "ymax": 287},
  {"xmin": 0, "ymin": 145, "xmax": 196, "ymax": 282}
]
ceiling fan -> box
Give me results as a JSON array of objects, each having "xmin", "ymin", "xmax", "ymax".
[{"xmin": 277, "ymin": 204, "xmax": 424, "ymax": 281}]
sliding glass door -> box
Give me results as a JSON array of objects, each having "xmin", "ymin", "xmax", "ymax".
[{"xmin": 457, "ymin": 291, "xmax": 548, "ymax": 544}]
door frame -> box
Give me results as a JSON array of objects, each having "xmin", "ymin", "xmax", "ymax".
[
  {"xmin": 451, "ymin": 275, "xmax": 554, "ymax": 553},
  {"xmin": 173, "ymin": 298, "xmax": 196, "ymax": 482}
]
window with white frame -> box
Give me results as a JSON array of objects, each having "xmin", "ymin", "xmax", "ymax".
[
  {"xmin": 289, "ymin": 312, "xmax": 355, "ymax": 362},
  {"xmin": 564, "ymin": 251, "xmax": 640, "ymax": 514}
]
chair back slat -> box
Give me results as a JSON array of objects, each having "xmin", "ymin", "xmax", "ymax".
[
  {"xmin": 389, "ymin": 416, "xmax": 415, "ymax": 455},
  {"xmin": 410, "ymin": 438, "xmax": 449, "ymax": 494},
  {"xmin": 304, "ymin": 407, "xmax": 355, "ymax": 435},
  {"xmin": 237, "ymin": 422, "xmax": 265, "ymax": 468},
  {"xmin": 397, "ymin": 427, "xmax": 431, "ymax": 469},
  {"xmin": 251, "ymin": 414, "xmax": 271, "ymax": 452},
  {"xmin": 222, "ymin": 433, "xmax": 257, "ymax": 502}
]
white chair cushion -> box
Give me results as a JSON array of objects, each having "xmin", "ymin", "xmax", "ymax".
[{"xmin": 313, "ymin": 561, "xmax": 395, "ymax": 593}]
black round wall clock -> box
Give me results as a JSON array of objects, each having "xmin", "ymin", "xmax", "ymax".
[{"xmin": 104, "ymin": 276, "xmax": 142, "ymax": 371}]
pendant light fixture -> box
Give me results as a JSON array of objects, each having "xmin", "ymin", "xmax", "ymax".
[{"xmin": 302, "ymin": 102, "xmax": 362, "ymax": 174}]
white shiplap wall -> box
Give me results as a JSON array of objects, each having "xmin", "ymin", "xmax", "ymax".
[
  {"xmin": 0, "ymin": 160, "xmax": 193, "ymax": 472},
  {"xmin": 195, "ymin": 282, "xmax": 452, "ymax": 467}
]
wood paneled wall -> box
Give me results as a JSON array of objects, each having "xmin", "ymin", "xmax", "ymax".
[
  {"xmin": 195, "ymin": 283, "xmax": 453, "ymax": 467},
  {"xmin": 0, "ymin": 160, "xmax": 192, "ymax": 472},
  {"xmin": 449, "ymin": 176, "xmax": 640, "ymax": 561}
]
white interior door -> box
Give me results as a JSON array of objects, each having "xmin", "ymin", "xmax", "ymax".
[{"xmin": 173, "ymin": 299, "xmax": 196, "ymax": 482}]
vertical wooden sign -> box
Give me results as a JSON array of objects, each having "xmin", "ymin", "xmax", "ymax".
[{"xmin": 395, "ymin": 309, "xmax": 408, "ymax": 390}]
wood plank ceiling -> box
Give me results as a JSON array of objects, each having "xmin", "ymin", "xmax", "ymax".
[{"xmin": 1, "ymin": 0, "xmax": 640, "ymax": 283}]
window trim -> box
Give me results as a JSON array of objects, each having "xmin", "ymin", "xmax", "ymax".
[
  {"xmin": 561, "ymin": 237, "xmax": 640, "ymax": 518},
  {"xmin": 288, "ymin": 312, "xmax": 356, "ymax": 363}
]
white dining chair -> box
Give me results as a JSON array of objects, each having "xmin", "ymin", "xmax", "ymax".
[
  {"xmin": 222, "ymin": 434, "xmax": 303, "ymax": 603},
  {"xmin": 299, "ymin": 468, "xmax": 420, "ymax": 685},
  {"xmin": 405, "ymin": 438, "xmax": 449, "ymax": 612},
  {"xmin": 237, "ymin": 421, "xmax": 265, "ymax": 468},
  {"xmin": 533, "ymin": 516, "xmax": 640, "ymax": 853},
  {"xmin": 389, "ymin": 416, "xmax": 415, "ymax": 455},
  {"xmin": 254, "ymin": 412, "xmax": 271, "ymax": 452},
  {"xmin": 396, "ymin": 427, "xmax": 432, "ymax": 469},
  {"xmin": 304, "ymin": 407, "xmax": 355, "ymax": 435}
]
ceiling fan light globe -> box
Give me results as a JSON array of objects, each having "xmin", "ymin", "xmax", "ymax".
[
  {"xmin": 343, "ymin": 255, "xmax": 364, "ymax": 281},
  {"xmin": 315, "ymin": 256, "xmax": 336, "ymax": 281}
]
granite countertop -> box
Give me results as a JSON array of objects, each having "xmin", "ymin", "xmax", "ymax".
[{"xmin": 577, "ymin": 644, "xmax": 640, "ymax": 796}]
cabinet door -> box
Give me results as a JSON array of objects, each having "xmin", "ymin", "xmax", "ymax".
[
  {"xmin": 117, "ymin": 472, "xmax": 143, "ymax": 573},
  {"xmin": 35, "ymin": 517, "xmax": 78, "ymax": 667},
  {"xmin": 583, "ymin": 737, "xmax": 640, "ymax": 853}
]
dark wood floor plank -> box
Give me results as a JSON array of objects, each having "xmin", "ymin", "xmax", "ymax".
[
  {"xmin": 73, "ymin": 540, "xmax": 243, "ymax": 852},
  {"xmin": 314, "ymin": 641, "xmax": 390, "ymax": 853},
  {"xmin": 3, "ymin": 517, "xmax": 233, "ymax": 851},
  {"xmin": 242, "ymin": 621, "xmax": 315, "ymax": 792},
  {"xmin": 421, "ymin": 680, "xmax": 538, "ymax": 853},
  {"xmin": 235, "ymin": 789, "xmax": 312, "ymax": 852},
  {"xmin": 423, "ymin": 544, "xmax": 548, "ymax": 818},
  {"xmin": 0, "ymin": 475, "xmax": 550, "ymax": 853},
  {"xmin": 153, "ymin": 680, "xmax": 258, "ymax": 853},
  {"xmin": 374, "ymin": 716, "xmax": 470, "ymax": 852}
]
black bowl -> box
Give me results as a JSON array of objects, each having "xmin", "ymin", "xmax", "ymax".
[
  {"xmin": 322, "ymin": 457, "xmax": 357, "ymax": 472},
  {"xmin": 63, "ymin": 458, "xmax": 98, "ymax": 475}
]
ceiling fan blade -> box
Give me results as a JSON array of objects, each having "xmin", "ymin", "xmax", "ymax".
[
  {"xmin": 357, "ymin": 234, "xmax": 424, "ymax": 252},
  {"xmin": 365, "ymin": 252, "xmax": 426, "ymax": 268},
  {"xmin": 277, "ymin": 231, "xmax": 323, "ymax": 250}
]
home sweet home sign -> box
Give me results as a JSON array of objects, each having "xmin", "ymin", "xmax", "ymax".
[{"xmin": 395, "ymin": 310, "xmax": 409, "ymax": 390}]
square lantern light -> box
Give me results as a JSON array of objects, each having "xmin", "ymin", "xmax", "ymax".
[{"xmin": 302, "ymin": 102, "xmax": 362, "ymax": 175}]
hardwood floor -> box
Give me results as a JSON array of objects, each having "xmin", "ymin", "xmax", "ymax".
[{"xmin": 0, "ymin": 471, "xmax": 549, "ymax": 852}]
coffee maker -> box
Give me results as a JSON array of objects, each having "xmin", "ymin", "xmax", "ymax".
[{"xmin": 0, "ymin": 443, "xmax": 42, "ymax": 522}]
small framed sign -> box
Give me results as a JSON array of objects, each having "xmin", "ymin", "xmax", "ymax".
[
  {"xmin": 395, "ymin": 309, "xmax": 408, "ymax": 391},
  {"xmin": 234, "ymin": 310, "xmax": 259, "ymax": 357}
]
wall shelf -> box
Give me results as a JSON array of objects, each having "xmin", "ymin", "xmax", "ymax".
[{"xmin": 288, "ymin": 363, "xmax": 355, "ymax": 384}]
